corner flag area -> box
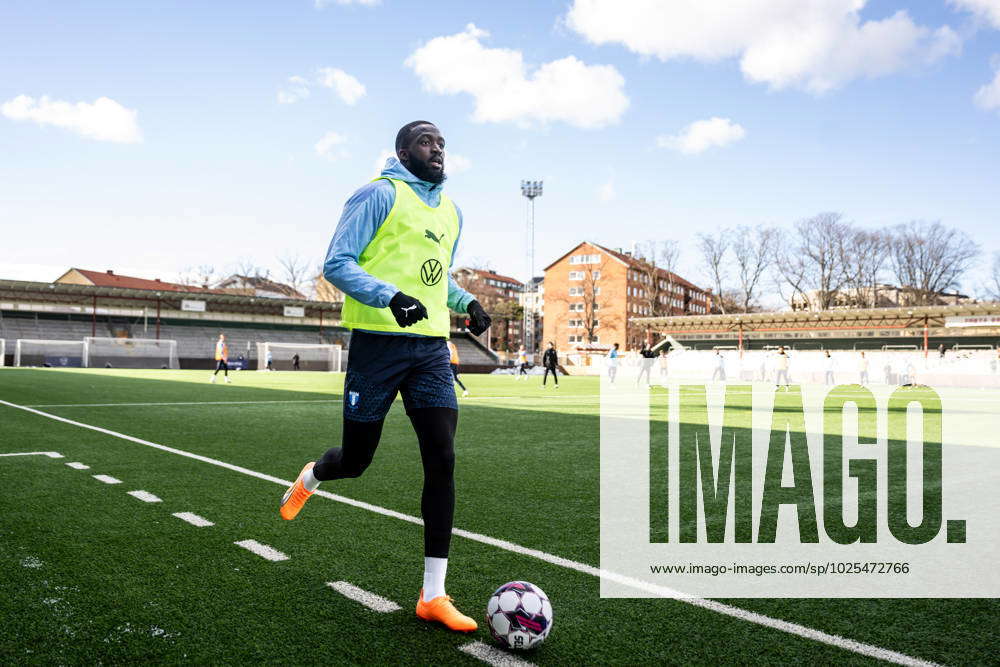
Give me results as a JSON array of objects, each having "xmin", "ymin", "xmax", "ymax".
[{"xmin": 1, "ymin": 368, "xmax": 996, "ymax": 664}]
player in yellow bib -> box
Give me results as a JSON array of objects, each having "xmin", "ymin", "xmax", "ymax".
[
  {"xmin": 209, "ymin": 333, "xmax": 230, "ymax": 384},
  {"xmin": 279, "ymin": 121, "xmax": 490, "ymax": 632}
]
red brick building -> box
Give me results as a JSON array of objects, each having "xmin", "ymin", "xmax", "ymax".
[{"xmin": 452, "ymin": 267, "xmax": 524, "ymax": 352}]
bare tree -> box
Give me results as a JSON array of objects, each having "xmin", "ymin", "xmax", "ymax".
[
  {"xmin": 888, "ymin": 220, "xmax": 980, "ymax": 305},
  {"xmin": 278, "ymin": 252, "xmax": 310, "ymax": 297},
  {"xmin": 730, "ymin": 225, "xmax": 777, "ymax": 313},
  {"xmin": 697, "ymin": 231, "xmax": 730, "ymax": 314},
  {"xmin": 233, "ymin": 258, "xmax": 269, "ymax": 280},
  {"xmin": 635, "ymin": 239, "xmax": 681, "ymax": 317},
  {"xmin": 773, "ymin": 213, "xmax": 852, "ymax": 311},
  {"xmin": 987, "ymin": 251, "xmax": 1000, "ymax": 302},
  {"xmin": 178, "ymin": 264, "xmax": 219, "ymax": 289},
  {"xmin": 842, "ymin": 229, "xmax": 890, "ymax": 308}
]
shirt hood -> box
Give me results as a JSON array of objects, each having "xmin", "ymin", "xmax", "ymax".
[{"xmin": 379, "ymin": 156, "xmax": 446, "ymax": 201}]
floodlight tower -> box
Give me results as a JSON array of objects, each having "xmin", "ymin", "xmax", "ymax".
[{"xmin": 520, "ymin": 179, "xmax": 543, "ymax": 357}]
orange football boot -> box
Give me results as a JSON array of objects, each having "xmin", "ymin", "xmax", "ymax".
[
  {"xmin": 415, "ymin": 590, "xmax": 478, "ymax": 632},
  {"xmin": 280, "ymin": 462, "xmax": 315, "ymax": 520}
]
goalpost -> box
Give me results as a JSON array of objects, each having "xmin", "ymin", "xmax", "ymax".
[
  {"xmin": 14, "ymin": 339, "xmax": 87, "ymax": 367},
  {"xmin": 83, "ymin": 337, "xmax": 179, "ymax": 369},
  {"xmin": 257, "ymin": 342, "xmax": 342, "ymax": 372},
  {"xmin": 0, "ymin": 338, "xmax": 5, "ymax": 367}
]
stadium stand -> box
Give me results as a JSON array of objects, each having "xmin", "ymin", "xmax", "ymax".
[{"xmin": 0, "ymin": 280, "xmax": 499, "ymax": 370}]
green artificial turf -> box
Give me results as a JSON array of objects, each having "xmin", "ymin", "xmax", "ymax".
[{"xmin": 0, "ymin": 368, "xmax": 996, "ymax": 665}]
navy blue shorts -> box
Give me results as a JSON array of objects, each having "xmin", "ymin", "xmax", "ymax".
[{"xmin": 342, "ymin": 331, "xmax": 458, "ymax": 422}]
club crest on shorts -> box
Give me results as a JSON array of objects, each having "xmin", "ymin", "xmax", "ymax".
[{"xmin": 348, "ymin": 390, "xmax": 360, "ymax": 408}]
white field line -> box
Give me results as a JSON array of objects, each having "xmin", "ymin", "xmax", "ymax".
[
  {"xmin": 92, "ymin": 474, "xmax": 122, "ymax": 485},
  {"xmin": 25, "ymin": 399, "xmax": 341, "ymax": 408},
  {"xmin": 65, "ymin": 462, "xmax": 90, "ymax": 469},
  {"xmin": 0, "ymin": 398, "xmax": 937, "ymax": 667},
  {"xmin": 326, "ymin": 581, "xmax": 401, "ymax": 613},
  {"xmin": 172, "ymin": 512, "xmax": 214, "ymax": 527},
  {"xmin": 235, "ymin": 539, "xmax": 289, "ymax": 562},
  {"xmin": 0, "ymin": 451, "xmax": 63, "ymax": 458},
  {"xmin": 458, "ymin": 641, "xmax": 535, "ymax": 667},
  {"xmin": 127, "ymin": 490, "xmax": 162, "ymax": 503}
]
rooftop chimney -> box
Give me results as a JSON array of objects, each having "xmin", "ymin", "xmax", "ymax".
[{"xmin": 106, "ymin": 270, "xmax": 114, "ymax": 275}]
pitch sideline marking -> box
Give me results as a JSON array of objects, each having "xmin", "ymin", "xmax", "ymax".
[
  {"xmin": 92, "ymin": 474, "xmax": 122, "ymax": 485},
  {"xmin": 326, "ymin": 581, "xmax": 401, "ymax": 613},
  {"xmin": 172, "ymin": 512, "xmax": 214, "ymax": 527},
  {"xmin": 65, "ymin": 462, "xmax": 90, "ymax": 470},
  {"xmin": 459, "ymin": 641, "xmax": 535, "ymax": 667},
  {"xmin": 0, "ymin": 398, "xmax": 937, "ymax": 667},
  {"xmin": 127, "ymin": 490, "xmax": 162, "ymax": 503},
  {"xmin": 0, "ymin": 451, "xmax": 63, "ymax": 458},
  {"xmin": 26, "ymin": 399, "xmax": 342, "ymax": 408},
  {"xmin": 235, "ymin": 539, "xmax": 289, "ymax": 562}
]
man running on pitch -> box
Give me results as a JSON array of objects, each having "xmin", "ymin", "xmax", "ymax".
[{"xmin": 279, "ymin": 121, "xmax": 491, "ymax": 633}]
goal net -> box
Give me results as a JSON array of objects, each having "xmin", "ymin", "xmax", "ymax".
[
  {"xmin": 83, "ymin": 337, "xmax": 179, "ymax": 369},
  {"xmin": 14, "ymin": 339, "xmax": 87, "ymax": 367},
  {"xmin": 257, "ymin": 342, "xmax": 342, "ymax": 372}
]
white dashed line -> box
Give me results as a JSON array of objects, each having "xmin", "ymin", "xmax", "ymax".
[
  {"xmin": 458, "ymin": 641, "xmax": 536, "ymax": 667},
  {"xmin": 325, "ymin": 581, "xmax": 401, "ymax": 613},
  {"xmin": 0, "ymin": 451, "xmax": 63, "ymax": 458},
  {"xmin": 172, "ymin": 512, "xmax": 214, "ymax": 527},
  {"xmin": 92, "ymin": 474, "xmax": 122, "ymax": 484},
  {"xmin": 127, "ymin": 490, "xmax": 162, "ymax": 503},
  {"xmin": 65, "ymin": 462, "xmax": 90, "ymax": 469},
  {"xmin": 234, "ymin": 539, "xmax": 288, "ymax": 562}
]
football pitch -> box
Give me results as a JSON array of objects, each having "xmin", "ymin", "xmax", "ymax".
[{"xmin": 1, "ymin": 368, "xmax": 996, "ymax": 665}]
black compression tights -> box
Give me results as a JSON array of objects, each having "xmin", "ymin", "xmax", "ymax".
[{"xmin": 312, "ymin": 408, "xmax": 457, "ymax": 558}]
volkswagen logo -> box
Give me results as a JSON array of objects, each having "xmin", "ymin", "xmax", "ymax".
[{"xmin": 420, "ymin": 259, "xmax": 443, "ymax": 286}]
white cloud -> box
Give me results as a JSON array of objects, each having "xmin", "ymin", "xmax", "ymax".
[
  {"xmin": 316, "ymin": 68, "xmax": 366, "ymax": 105},
  {"xmin": 1, "ymin": 94, "xmax": 141, "ymax": 143},
  {"xmin": 405, "ymin": 23, "xmax": 628, "ymax": 128},
  {"xmin": 373, "ymin": 147, "xmax": 395, "ymax": 175},
  {"xmin": 974, "ymin": 64, "xmax": 1000, "ymax": 111},
  {"xmin": 315, "ymin": 0, "xmax": 378, "ymax": 7},
  {"xmin": 565, "ymin": 1, "xmax": 960, "ymax": 94},
  {"xmin": 445, "ymin": 152, "xmax": 472, "ymax": 175},
  {"xmin": 657, "ymin": 117, "xmax": 746, "ymax": 155},
  {"xmin": 950, "ymin": 0, "xmax": 1000, "ymax": 29},
  {"xmin": 598, "ymin": 179, "xmax": 615, "ymax": 202},
  {"xmin": 315, "ymin": 131, "xmax": 348, "ymax": 160},
  {"xmin": 277, "ymin": 75, "xmax": 311, "ymax": 104}
]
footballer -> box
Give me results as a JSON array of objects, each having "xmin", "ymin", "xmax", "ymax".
[{"xmin": 279, "ymin": 121, "xmax": 491, "ymax": 632}]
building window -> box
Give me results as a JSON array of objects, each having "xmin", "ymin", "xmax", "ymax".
[
  {"xmin": 568, "ymin": 286, "xmax": 583, "ymax": 296},
  {"xmin": 592, "ymin": 270, "xmax": 601, "ymax": 279},
  {"xmin": 569, "ymin": 303, "xmax": 584, "ymax": 312},
  {"xmin": 569, "ymin": 271, "xmax": 583, "ymax": 280},
  {"xmin": 570, "ymin": 253, "xmax": 600, "ymax": 265}
]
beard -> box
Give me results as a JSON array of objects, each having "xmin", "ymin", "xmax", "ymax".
[{"xmin": 406, "ymin": 155, "xmax": 445, "ymax": 184}]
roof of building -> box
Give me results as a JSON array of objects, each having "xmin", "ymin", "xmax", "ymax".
[
  {"xmin": 214, "ymin": 274, "xmax": 306, "ymax": 299},
  {"xmin": 455, "ymin": 267, "xmax": 524, "ymax": 287},
  {"xmin": 542, "ymin": 241, "xmax": 706, "ymax": 293},
  {"xmin": 59, "ymin": 268, "xmax": 215, "ymax": 293}
]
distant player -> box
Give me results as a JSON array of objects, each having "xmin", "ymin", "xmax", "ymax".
[
  {"xmin": 277, "ymin": 120, "xmax": 491, "ymax": 632},
  {"xmin": 210, "ymin": 333, "xmax": 230, "ymax": 384},
  {"xmin": 858, "ymin": 351, "xmax": 869, "ymax": 385},
  {"xmin": 658, "ymin": 349, "xmax": 669, "ymax": 379},
  {"xmin": 711, "ymin": 349, "xmax": 726, "ymax": 382},
  {"xmin": 515, "ymin": 346, "xmax": 528, "ymax": 380},
  {"xmin": 823, "ymin": 350, "xmax": 835, "ymax": 385},
  {"xmin": 266, "ymin": 348, "xmax": 274, "ymax": 371},
  {"xmin": 447, "ymin": 340, "xmax": 468, "ymax": 397},
  {"xmin": 292, "ymin": 353, "xmax": 300, "ymax": 371},
  {"xmin": 542, "ymin": 341, "xmax": 559, "ymax": 388},
  {"xmin": 775, "ymin": 346, "xmax": 790, "ymax": 390},
  {"xmin": 607, "ymin": 342, "xmax": 620, "ymax": 384},
  {"xmin": 637, "ymin": 344, "xmax": 655, "ymax": 386}
]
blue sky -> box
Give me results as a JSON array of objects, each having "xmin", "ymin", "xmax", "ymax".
[{"xmin": 1, "ymin": 0, "xmax": 998, "ymax": 297}]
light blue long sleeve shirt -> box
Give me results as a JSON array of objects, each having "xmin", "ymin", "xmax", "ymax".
[{"xmin": 323, "ymin": 158, "xmax": 475, "ymax": 329}]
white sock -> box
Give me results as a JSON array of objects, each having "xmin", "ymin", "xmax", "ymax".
[
  {"xmin": 302, "ymin": 466, "xmax": 321, "ymax": 492},
  {"xmin": 422, "ymin": 557, "xmax": 448, "ymax": 601}
]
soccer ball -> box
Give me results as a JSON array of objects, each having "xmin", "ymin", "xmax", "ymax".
[{"xmin": 485, "ymin": 581, "xmax": 553, "ymax": 650}]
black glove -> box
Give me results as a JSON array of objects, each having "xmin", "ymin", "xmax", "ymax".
[
  {"xmin": 388, "ymin": 291, "xmax": 428, "ymax": 328},
  {"xmin": 465, "ymin": 299, "xmax": 492, "ymax": 336}
]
